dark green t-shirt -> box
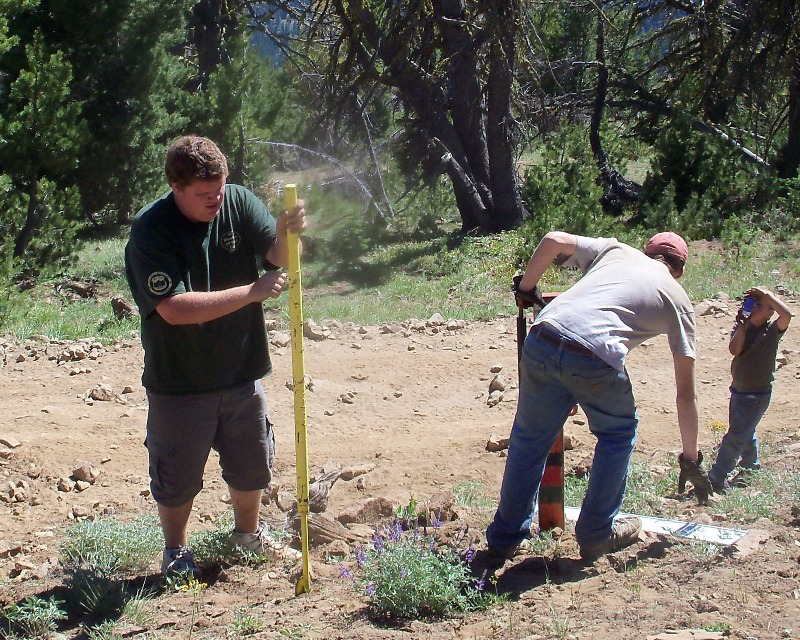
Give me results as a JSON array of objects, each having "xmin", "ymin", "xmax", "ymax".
[
  {"xmin": 125, "ymin": 185, "xmax": 277, "ymax": 394},
  {"xmin": 730, "ymin": 320, "xmax": 784, "ymax": 393}
]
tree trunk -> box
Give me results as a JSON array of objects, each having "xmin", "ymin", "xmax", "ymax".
[
  {"xmin": 437, "ymin": 0, "xmax": 492, "ymax": 207},
  {"xmin": 590, "ymin": 7, "xmax": 640, "ymax": 213},
  {"xmin": 324, "ymin": 0, "xmax": 528, "ymax": 233},
  {"xmin": 14, "ymin": 180, "xmax": 40, "ymax": 259},
  {"xmin": 776, "ymin": 56, "xmax": 800, "ymax": 179},
  {"xmin": 486, "ymin": 0, "xmax": 526, "ymax": 231},
  {"xmin": 230, "ymin": 121, "xmax": 246, "ymax": 185},
  {"xmin": 188, "ymin": 0, "xmax": 239, "ymax": 91}
]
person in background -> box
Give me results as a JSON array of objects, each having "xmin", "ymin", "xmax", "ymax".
[
  {"xmin": 125, "ymin": 135, "xmax": 306, "ymax": 580},
  {"xmin": 484, "ymin": 231, "xmax": 711, "ymax": 565},
  {"xmin": 708, "ymin": 287, "xmax": 792, "ymax": 492}
]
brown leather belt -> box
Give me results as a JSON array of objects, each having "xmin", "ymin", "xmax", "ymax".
[{"xmin": 535, "ymin": 325, "xmax": 595, "ymax": 357}]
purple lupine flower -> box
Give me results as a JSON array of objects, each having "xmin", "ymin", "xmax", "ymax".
[
  {"xmin": 339, "ymin": 564, "xmax": 352, "ymax": 579},
  {"xmin": 432, "ymin": 510, "xmax": 442, "ymax": 529},
  {"xmin": 474, "ymin": 569, "xmax": 487, "ymax": 592},
  {"xmin": 464, "ymin": 545, "xmax": 476, "ymax": 564},
  {"xmin": 372, "ymin": 530, "xmax": 385, "ymax": 553},
  {"xmin": 355, "ymin": 547, "xmax": 367, "ymax": 567},
  {"xmin": 388, "ymin": 520, "xmax": 403, "ymax": 542},
  {"xmin": 365, "ymin": 584, "xmax": 377, "ymax": 596}
]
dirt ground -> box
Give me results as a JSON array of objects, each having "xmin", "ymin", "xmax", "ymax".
[{"xmin": 1, "ymin": 291, "xmax": 800, "ymax": 639}]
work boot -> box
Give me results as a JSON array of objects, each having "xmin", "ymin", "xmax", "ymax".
[
  {"xmin": 162, "ymin": 546, "xmax": 201, "ymax": 582},
  {"xmin": 229, "ymin": 523, "xmax": 302, "ymax": 562},
  {"xmin": 579, "ymin": 516, "xmax": 643, "ymax": 561}
]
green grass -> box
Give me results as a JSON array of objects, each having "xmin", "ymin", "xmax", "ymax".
[
  {"xmin": 788, "ymin": 469, "xmax": 800, "ymax": 513},
  {"xmin": 452, "ymin": 480, "xmax": 495, "ymax": 510},
  {"xmin": 712, "ymin": 469, "xmax": 785, "ymax": 523},
  {"xmin": 564, "ymin": 460, "xmax": 681, "ymax": 519},
  {"xmin": 681, "ymin": 234, "xmax": 800, "ymax": 301}
]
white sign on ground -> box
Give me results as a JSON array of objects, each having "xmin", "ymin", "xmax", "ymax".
[{"xmin": 564, "ymin": 506, "xmax": 748, "ymax": 546}]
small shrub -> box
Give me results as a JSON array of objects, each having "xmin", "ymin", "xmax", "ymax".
[
  {"xmin": 64, "ymin": 569, "xmax": 129, "ymax": 619},
  {"xmin": 188, "ymin": 520, "xmax": 241, "ymax": 568},
  {"xmin": 82, "ymin": 619, "xmax": 119, "ymax": 640},
  {"xmin": 59, "ymin": 514, "xmax": 162, "ymax": 576},
  {"xmin": 1, "ymin": 596, "xmax": 67, "ymax": 639},
  {"xmin": 346, "ymin": 519, "xmax": 497, "ymax": 621},
  {"xmin": 394, "ymin": 496, "xmax": 418, "ymax": 526},
  {"xmin": 228, "ymin": 606, "xmax": 265, "ymax": 636},
  {"xmin": 688, "ymin": 542, "xmax": 723, "ymax": 564},
  {"xmin": 188, "ymin": 509, "xmax": 293, "ymax": 568},
  {"xmin": 526, "ymin": 529, "xmax": 562, "ymax": 557},
  {"xmin": 703, "ymin": 622, "xmax": 732, "ymax": 633},
  {"xmin": 59, "ymin": 515, "xmax": 161, "ymax": 620}
]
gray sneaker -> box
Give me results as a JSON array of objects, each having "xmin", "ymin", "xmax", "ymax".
[
  {"xmin": 229, "ymin": 524, "xmax": 302, "ymax": 562},
  {"xmin": 579, "ymin": 516, "xmax": 643, "ymax": 561},
  {"xmin": 162, "ymin": 546, "xmax": 201, "ymax": 581}
]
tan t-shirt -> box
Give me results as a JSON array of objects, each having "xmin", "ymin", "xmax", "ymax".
[{"xmin": 534, "ymin": 236, "xmax": 696, "ymax": 371}]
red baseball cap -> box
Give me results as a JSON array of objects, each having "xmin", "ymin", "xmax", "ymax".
[{"xmin": 644, "ymin": 232, "xmax": 688, "ymax": 264}]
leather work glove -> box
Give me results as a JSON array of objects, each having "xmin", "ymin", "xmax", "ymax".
[
  {"xmin": 678, "ymin": 451, "xmax": 712, "ymax": 505},
  {"xmin": 512, "ymin": 274, "xmax": 546, "ymax": 310}
]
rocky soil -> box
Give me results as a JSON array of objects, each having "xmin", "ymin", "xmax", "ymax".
[{"xmin": 1, "ymin": 298, "xmax": 800, "ymax": 639}]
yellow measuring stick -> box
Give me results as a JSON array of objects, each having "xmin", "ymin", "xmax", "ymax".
[{"xmin": 285, "ymin": 184, "xmax": 311, "ymax": 595}]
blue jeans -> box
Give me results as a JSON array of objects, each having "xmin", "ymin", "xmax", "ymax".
[
  {"xmin": 708, "ymin": 387, "xmax": 770, "ymax": 483},
  {"xmin": 486, "ymin": 326, "xmax": 638, "ymax": 554}
]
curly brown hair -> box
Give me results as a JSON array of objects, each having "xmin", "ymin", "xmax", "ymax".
[{"xmin": 165, "ymin": 136, "xmax": 228, "ymax": 187}]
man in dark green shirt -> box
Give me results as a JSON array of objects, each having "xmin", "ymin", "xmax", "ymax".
[{"xmin": 125, "ymin": 135, "xmax": 306, "ymax": 580}]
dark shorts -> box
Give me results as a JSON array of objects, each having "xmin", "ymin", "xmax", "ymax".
[{"xmin": 145, "ymin": 380, "xmax": 275, "ymax": 507}]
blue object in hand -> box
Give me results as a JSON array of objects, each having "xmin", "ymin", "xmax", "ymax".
[{"xmin": 741, "ymin": 296, "xmax": 756, "ymax": 317}]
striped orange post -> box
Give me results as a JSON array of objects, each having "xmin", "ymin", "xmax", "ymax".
[{"xmin": 533, "ymin": 293, "xmax": 566, "ymax": 531}]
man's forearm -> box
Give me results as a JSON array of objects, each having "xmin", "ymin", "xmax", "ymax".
[
  {"xmin": 767, "ymin": 292, "xmax": 793, "ymax": 330},
  {"xmin": 156, "ymin": 286, "xmax": 254, "ymax": 325},
  {"xmin": 519, "ymin": 232, "xmax": 577, "ymax": 291},
  {"xmin": 676, "ymin": 394, "xmax": 700, "ymax": 459}
]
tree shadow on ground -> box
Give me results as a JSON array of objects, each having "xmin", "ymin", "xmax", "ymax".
[
  {"xmin": 302, "ymin": 212, "xmax": 481, "ymax": 290},
  {"xmin": 309, "ymin": 238, "xmax": 446, "ymax": 289}
]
